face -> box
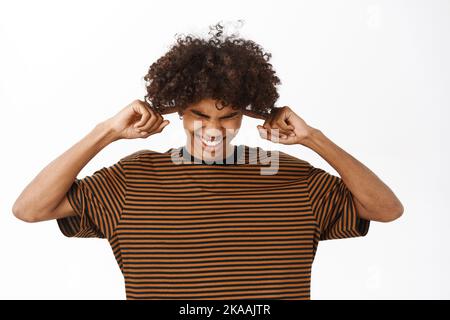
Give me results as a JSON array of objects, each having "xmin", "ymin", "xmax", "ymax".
[{"xmin": 182, "ymin": 98, "xmax": 243, "ymax": 162}]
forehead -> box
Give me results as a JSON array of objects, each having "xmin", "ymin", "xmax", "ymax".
[{"xmin": 187, "ymin": 98, "xmax": 239, "ymax": 114}]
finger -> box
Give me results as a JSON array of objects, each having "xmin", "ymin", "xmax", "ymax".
[
  {"xmin": 257, "ymin": 125, "xmax": 268, "ymax": 140},
  {"xmin": 152, "ymin": 105, "xmax": 178, "ymax": 116},
  {"xmin": 262, "ymin": 120, "xmax": 271, "ymax": 132},
  {"xmin": 140, "ymin": 120, "xmax": 170, "ymax": 138},
  {"xmin": 276, "ymin": 119, "xmax": 295, "ymax": 134},
  {"xmin": 269, "ymin": 128, "xmax": 285, "ymax": 141},
  {"xmin": 263, "ymin": 108, "xmax": 294, "ymax": 135},
  {"xmin": 141, "ymin": 98, "xmax": 179, "ymax": 116},
  {"xmin": 138, "ymin": 108, "xmax": 161, "ymax": 132},
  {"xmin": 133, "ymin": 103, "xmax": 151, "ymax": 128},
  {"xmin": 267, "ymin": 122, "xmax": 293, "ymax": 137},
  {"xmin": 155, "ymin": 120, "xmax": 170, "ymax": 132},
  {"xmin": 265, "ymin": 112, "xmax": 293, "ymax": 136},
  {"xmin": 143, "ymin": 116, "xmax": 167, "ymax": 135},
  {"xmin": 257, "ymin": 125, "xmax": 279, "ymax": 141},
  {"xmin": 243, "ymin": 108, "xmax": 269, "ymax": 120},
  {"xmin": 276, "ymin": 134, "xmax": 295, "ymax": 144},
  {"xmin": 147, "ymin": 113, "xmax": 165, "ymax": 133},
  {"xmin": 260, "ymin": 124, "xmax": 282, "ymax": 141}
]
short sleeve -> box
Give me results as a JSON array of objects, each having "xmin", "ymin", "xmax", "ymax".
[
  {"xmin": 306, "ymin": 165, "xmax": 370, "ymax": 241},
  {"xmin": 56, "ymin": 160, "xmax": 127, "ymax": 239}
]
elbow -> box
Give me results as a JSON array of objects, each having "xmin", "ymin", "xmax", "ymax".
[
  {"xmin": 379, "ymin": 202, "xmax": 404, "ymax": 222},
  {"xmin": 12, "ymin": 202, "xmax": 40, "ymax": 223}
]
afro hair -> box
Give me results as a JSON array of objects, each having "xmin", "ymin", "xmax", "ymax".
[{"xmin": 143, "ymin": 20, "xmax": 282, "ymax": 120}]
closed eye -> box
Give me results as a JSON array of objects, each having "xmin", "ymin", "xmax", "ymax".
[
  {"xmin": 191, "ymin": 110, "xmax": 208, "ymax": 118},
  {"xmin": 223, "ymin": 114, "xmax": 237, "ymax": 119},
  {"xmin": 191, "ymin": 110, "xmax": 239, "ymax": 119}
]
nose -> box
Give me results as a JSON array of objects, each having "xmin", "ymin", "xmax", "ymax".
[
  {"xmin": 202, "ymin": 127, "xmax": 223, "ymax": 140},
  {"xmin": 202, "ymin": 120, "xmax": 224, "ymax": 138}
]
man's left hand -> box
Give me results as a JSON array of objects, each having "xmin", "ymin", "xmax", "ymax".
[{"xmin": 256, "ymin": 106, "xmax": 316, "ymax": 145}]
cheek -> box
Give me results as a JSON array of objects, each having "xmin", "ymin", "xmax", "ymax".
[
  {"xmin": 225, "ymin": 118, "xmax": 242, "ymax": 132},
  {"xmin": 183, "ymin": 118, "xmax": 205, "ymax": 133},
  {"xmin": 182, "ymin": 119, "xmax": 197, "ymax": 135}
]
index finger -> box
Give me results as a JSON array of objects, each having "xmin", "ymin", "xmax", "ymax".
[
  {"xmin": 151, "ymin": 105, "xmax": 179, "ymax": 116},
  {"xmin": 242, "ymin": 108, "xmax": 270, "ymax": 121},
  {"xmin": 142, "ymin": 100, "xmax": 179, "ymax": 116}
]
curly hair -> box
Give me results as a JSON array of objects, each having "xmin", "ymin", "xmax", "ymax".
[{"xmin": 143, "ymin": 20, "xmax": 281, "ymax": 119}]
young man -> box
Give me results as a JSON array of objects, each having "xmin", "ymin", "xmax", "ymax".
[{"xmin": 12, "ymin": 22, "xmax": 403, "ymax": 299}]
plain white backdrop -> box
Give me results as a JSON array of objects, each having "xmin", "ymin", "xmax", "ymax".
[{"xmin": 1, "ymin": 0, "xmax": 449, "ymax": 299}]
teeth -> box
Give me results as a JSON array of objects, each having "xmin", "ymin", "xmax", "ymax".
[{"xmin": 198, "ymin": 135, "xmax": 223, "ymax": 147}]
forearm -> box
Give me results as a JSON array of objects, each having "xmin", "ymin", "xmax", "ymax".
[
  {"xmin": 12, "ymin": 121, "xmax": 117, "ymax": 217},
  {"xmin": 301, "ymin": 128, "xmax": 404, "ymax": 221}
]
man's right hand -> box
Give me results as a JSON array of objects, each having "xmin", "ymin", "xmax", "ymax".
[{"xmin": 106, "ymin": 99, "xmax": 170, "ymax": 141}]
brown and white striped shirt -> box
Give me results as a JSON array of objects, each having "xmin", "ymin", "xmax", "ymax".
[{"xmin": 57, "ymin": 144, "xmax": 370, "ymax": 299}]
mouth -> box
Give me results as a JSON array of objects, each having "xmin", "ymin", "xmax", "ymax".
[{"xmin": 195, "ymin": 134, "xmax": 224, "ymax": 150}]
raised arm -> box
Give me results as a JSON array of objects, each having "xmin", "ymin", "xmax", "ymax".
[
  {"xmin": 12, "ymin": 100, "xmax": 170, "ymax": 222},
  {"xmin": 255, "ymin": 105, "xmax": 404, "ymax": 223}
]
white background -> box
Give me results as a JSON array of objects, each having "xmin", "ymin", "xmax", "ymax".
[{"xmin": 1, "ymin": 0, "xmax": 449, "ymax": 299}]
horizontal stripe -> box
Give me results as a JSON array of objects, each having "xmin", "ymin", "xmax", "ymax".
[{"xmin": 56, "ymin": 144, "xmax": 370, "ymax": 300}]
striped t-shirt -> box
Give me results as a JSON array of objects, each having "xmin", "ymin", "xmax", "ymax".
[{"xmin": 57, "ymin": 144, "xmax": 370, "ymax": 299}]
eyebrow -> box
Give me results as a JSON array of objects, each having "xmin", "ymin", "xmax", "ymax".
[{"xmin": 190, "ymin": 109, "xmax": 240, "ymax": 119}]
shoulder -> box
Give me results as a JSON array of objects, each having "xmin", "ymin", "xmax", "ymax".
[
  {"xmin": 253, "ymin": 146, "xmax": 313, "ymax": 180},
  {"xmin": 119, "ymin": 149, "xmax": 165, "ymax": 165},
  {"xmin": 257, "ymin": 146, "xmax": 311, "ymax": 167},
  {"xmin": 278, "ymin": 150, "xmax": 311, "ymax": 167}
]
